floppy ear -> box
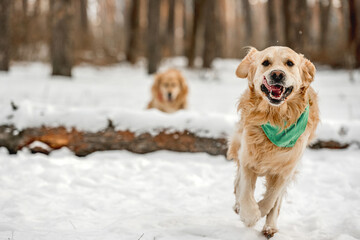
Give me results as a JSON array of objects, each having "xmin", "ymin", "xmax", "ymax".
[
  {"xmin": 301, "ymin": 55, "xmax": 316, "ymax": 84},
  {"xmin": 236, "ymin": 47, "xmax": 258, "ymax": 79},
  {"xmin": 151, "ymin": 73, "xmax": 162, "ymax": 98},
  {"xmin": 176, "ymin": 71, "xmax": 188, "ymax": 103}
]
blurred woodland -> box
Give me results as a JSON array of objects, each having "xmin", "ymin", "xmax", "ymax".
[{"xmin": 0, "ymin": 0, "xmax": 359, "ymax": 76}]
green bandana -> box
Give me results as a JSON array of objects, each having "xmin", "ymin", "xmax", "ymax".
[{"xmin": 261, "ymin": 105, "xmax": 309, "ymax": 148}]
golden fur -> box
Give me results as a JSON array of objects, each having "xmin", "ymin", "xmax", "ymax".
[
  {"xmin": 227, "ymin": 46, "xmax": 319, "ymax": 238},
  {"xmin": 147, "ymin": 69, "xmax": 188, "ymax": 113}
]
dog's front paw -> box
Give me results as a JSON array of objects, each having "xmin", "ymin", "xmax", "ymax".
[
  {"xmin": 233, "ymin": 201, "xmax": 240, "ymax": 214},
  {"xmin": 240, "ymin": 202, "xmax": 261, "ymax": 227},
  {"xmin": 262, "ymin": 224, "xmax": 278, "ymax": 239},
  {"xmin": 258, "ymin": 199, "xmax": 273, "ymax": 217}
]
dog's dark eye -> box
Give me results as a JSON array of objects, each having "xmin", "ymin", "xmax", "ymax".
[
  {"xmin": 262, "ymin": 60, "xmax": 270, "ymax": 67},
  {"xmin": 286, "ymin": 60, "xmax": 294, "ymax": 67}
]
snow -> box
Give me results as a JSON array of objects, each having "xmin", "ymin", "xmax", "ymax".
[
  {"xmin": 1, "ymin": 59, "xmax": 360, "ymax": 142},
  {"xmin": 0, "ymin": 60, "xmax": 360, "ymax": 239},
  {"xmin": 0, "ymin": 147, "xmax": 359, "ymax": 240}
]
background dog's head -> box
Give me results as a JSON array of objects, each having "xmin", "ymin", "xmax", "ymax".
[
  {"xmin": 236, "ymin": 46, "xmax": 315, "ymax": 106},
  {"xmin": 152, "ymin": 69, "xmax": 188, "ymax": 103}
]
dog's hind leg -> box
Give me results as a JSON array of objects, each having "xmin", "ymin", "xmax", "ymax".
[
  {"xmin": 227, "ymin": 121, "xmax": 243, "ymax": 162},
  {"xmin": 227, "ymin": 133, "xmax": 241, "ymax": 162}
]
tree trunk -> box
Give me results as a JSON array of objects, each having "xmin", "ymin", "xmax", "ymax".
[
  {"xmin": 166, "ymin": 0, "xmax": 176, "ymax": 56},
  {"xmin": 183, "ymin": 0, "xmax": 191, "ymax": 59},
  {"xmin": 50, "ymin": 0, "xmax": 73, "ymax": 77},
  {"xmin": 319, "ymin": 0, "xmax": 332, "ymax": 51},
  {"xmin": 267, "ymin": 0, "xmax": 277, "ymax": 46},
  {"xmin": 282, "ymin": 0, "xmax": 292, "ymax": 47},
  {"xmin": 292, "ymin": 0, "xmax": 308, "ymax": 52},
  {"xmin": 348, "ymin": 0, "xmax": 360, "ymax": 68},
  {"xmin": 126, "ymin": 0, "xmax": 141, "ymax": 64},
  {"xmin": 147, "ymin": 0, "xmax": 161, "ymax": 74},
  {"xmin": 202, "ymin": 0, "xmax": 217, "ymax": 68},
  {"xmin": 187, "ymin": 0, "xmax": 205, "ymax": 67},
  {"xmin": 79, "ymin": 0, "xmax": 88, "ymax": 32},
  {"xmin": 242, "ymin": 0, "xmax": 253, "ymax": 44},
  {"xmin": 0, "ymin": 0, "xmax": 10, "ymax": 71}
]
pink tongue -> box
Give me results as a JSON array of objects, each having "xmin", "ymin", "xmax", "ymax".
[
  {"xmin": 270, "ymin": 86, "xmax": 282, "ymax": 96},
  {"xmin": 263, "ymin": 77, "xmax": 283, "ymax": 97}
]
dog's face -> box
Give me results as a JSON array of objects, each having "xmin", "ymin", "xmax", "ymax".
[
  {"xmin": 153, "ymin": 69, "xmax": 188, "ymax": 103},
  {"xmin": 159, "ymin": 73, "xmax": 181, "ymax": 102},
  {"xmin": 236, "ymin": 46, "xmax": 315, "ymax": 106}
]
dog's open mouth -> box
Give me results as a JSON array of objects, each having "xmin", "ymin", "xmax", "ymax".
[{"xmin": 261, "ymin": 77, "xmax": 293, "ymax": 105}]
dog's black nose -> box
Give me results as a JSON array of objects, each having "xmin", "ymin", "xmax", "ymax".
[
  {"xmin": 168, "ymin": 92, "xmax": 172, "ymax": 100},
  {"xmin": 270, "ymin": 70, "xmax": 285, "ymax": 83}
]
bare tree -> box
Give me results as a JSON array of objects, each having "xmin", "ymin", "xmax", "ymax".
[
  {"xmin": 319, "ymin": 0, "xmax": 332, "ymax": 51},
  {"xmin": 126, "ymin": 0, "xmax": 141, "ymax": 64},
  {"xmin": 202, "ymin": 0, "xmax": 217, "ymax": 68},
  {"xmin": 147, "ymin": 0, "xmax": 161, "ymax": 74},
  {"xmin": 50, "ymin": 0, "xmax": 73, "ymax": 76},
  {"xmin": 348, "ymin": 0, "xmax": 360, "ymax": 68},
  {"xmin": 166, "ymin": 0, "xmax": 176, "ymax": 56},
  {"xmin": 0, "ymin": 0, "xmax": 10, "ymax": 71},
  {"xmin": 282, "ymin": 0, "xmax": 292, "ymax": 48},
  {"xmin": 267, "ymin": 0, "xmax": 277, "ymax": 46},
  {"xmin": 293, "ymin": 0, "xmax": 308, "ymax": 52},
  {"xmin": 187, "ymin": 0, "xmax": 205, "ymax": 67},
  {"xmin": 79, "ymin": 0, "xmax": 88, "ymax": 31},
  {"xmin": 242, "ymin": 0, "xmax": 253, "ymax": 44}
]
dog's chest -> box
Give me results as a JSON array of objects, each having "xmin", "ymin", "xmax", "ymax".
[{"xmin": 242, "ymin": 125, "xmax": 309, "ymax": 176}]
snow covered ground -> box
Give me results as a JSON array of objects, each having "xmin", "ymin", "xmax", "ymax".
[
  {"xmin": 0, "ymin": 60, "xmax": 360, "ymax": 240},
  {"xmin": 0, "ymin": 147, "xmax": 359, "ymax": 240}
]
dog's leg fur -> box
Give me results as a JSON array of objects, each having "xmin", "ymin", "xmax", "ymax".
[
  {"xmin": 227, "ymin": 124, "xmax": 243, "ymax": 213},
  {"xmin": 238, "ymin": 163, "xmax": 261, "ymax": 227},
  {"xmin": 233, "ymin": 165, "xmax": 241, "ymax": 214},
  {"xmin": 227, "ymin": 124, "xmax": 243, "ymax": 161},
  {"xmin": 258, "ymin": 174, "xmax": 289, "ymax": 217},
  {"xmin": 262, "ymin": 194, "xmax": 283, "ymax": 238}
]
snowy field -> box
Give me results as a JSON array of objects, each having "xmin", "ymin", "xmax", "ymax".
[
  {"xmin": 0, "ymin": 60, "xmax": 360, "ymax": 240},
  {"xmin": 0, "ymin": 147, "xmax": 359, "ymax": 240}
]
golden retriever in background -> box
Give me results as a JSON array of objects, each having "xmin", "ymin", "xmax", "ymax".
[
  {"xmin": 147, "ymin": 69, "xmax": 188, "ymax": 113},
  {"xmin": 227, "ymin": 46, "xmax": 319, "ymax": 238}
]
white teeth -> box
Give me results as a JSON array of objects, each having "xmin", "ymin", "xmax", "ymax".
[{"xmin": 270, "ymin": 91, "xmax": 282, "ymax": 100}]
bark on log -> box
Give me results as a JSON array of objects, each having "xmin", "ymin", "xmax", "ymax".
[
  {"xmin": 0, "ymin": 125, "xmax": 355, "ymax": 157},
  {"xmin": 0, "ymin": 125, "xmax": 228, "ymax": 157}
]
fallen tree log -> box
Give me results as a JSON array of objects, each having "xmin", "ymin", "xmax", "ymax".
[
  {"xmin": 0, "ymin": 125, "xmax": 355, "ymax": 157},
  {"xmin": 0, "ymin": 125, "xmax": 228, "ymax": 156}
]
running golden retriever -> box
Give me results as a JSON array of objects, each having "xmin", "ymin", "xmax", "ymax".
[
  {"xmin": 227, "ymin": 46, "xmax": 319, "ymax": 238},
  {"xmin": 147, "ymin": 69, "xmax": 188, "ymax": 113}
]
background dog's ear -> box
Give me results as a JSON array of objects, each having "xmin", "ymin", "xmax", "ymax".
[
  {"xmin": 152, "ymin": 73, "xmax": 162, "ymax": 97},
  {"xmin": 236, "ymin": 47, "xmax": 257, "ymax": 79},
  {"xmin": 176, "ymin": 71, "xmax": 188, "ymax": 104},
  {"xmin": 301, "ymin": 55, "xmax": 316, "ymax": 84}
]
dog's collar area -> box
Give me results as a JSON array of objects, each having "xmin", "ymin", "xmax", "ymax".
[{"xmin": 261, "ymin": 104, "xmax": 309, "ymax": 148}]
